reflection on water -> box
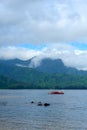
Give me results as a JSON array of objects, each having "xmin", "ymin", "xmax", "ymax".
[{"xmin": 0, "ymin": 90, "xmax": 87, "ymax": 130}]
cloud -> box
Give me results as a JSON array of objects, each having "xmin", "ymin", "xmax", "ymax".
[
  {"xmin": 1, "ymin": 0, "xmax": 87, "ymax": 70},
  {"xmin": 0, "ymin": 46, "xmax": 41, "ymax": 60},
  {"xmin": 0, "ymin": 0, "xmax": 87, "ymax": 45},
  {"xmin": 1, "ymin": 44, "xmax": 87, "ymax": 70},
  {"xmin": 29, "ymin": 44, "xmax": 87, "ymax": 70}
]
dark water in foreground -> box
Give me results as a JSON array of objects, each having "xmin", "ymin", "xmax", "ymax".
[{"xmin": 0, "ymin": 90, "xmax": 87, "ymax": 130}]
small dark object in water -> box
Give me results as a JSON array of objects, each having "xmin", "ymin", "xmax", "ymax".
[
  {"xmin": 37, "ymin": 102, "xmax": 43, "ymax": 106},
  {"xmin": 44, "ymin": 103, "xmax": 50, "ymax": 106},
  {"xmin": 31, "ymin": 101, "xmax": 34, "ymax": 104},
  {"xmin": 0, "ymin": 102, "xmax": 7, "ymax": 106}
]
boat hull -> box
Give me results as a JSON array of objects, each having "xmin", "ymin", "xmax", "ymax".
[{"xmin": 49, "ymin": 91, "xmax": 64, "ymax": 94}]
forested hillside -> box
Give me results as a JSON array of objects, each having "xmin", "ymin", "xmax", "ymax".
[
  {"xmin": 0, "ymin": 60, "xmax": 87, "ymax": 89},
  {"xmin": 0, "ymin": 58, "xmax": 87, "ymax": 89}
]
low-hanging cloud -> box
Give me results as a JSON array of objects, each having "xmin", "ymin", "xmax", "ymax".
[
  {"xmin": 1, "ymin": 44, "xmax": 87, "ymax": 70},
  {"xmin": 29, "ymin": 44, "xmax": 87, "ymax": 70},
  {"xmin": 0, "ymin": 46, "xmax": 41, "ymax": 60}
]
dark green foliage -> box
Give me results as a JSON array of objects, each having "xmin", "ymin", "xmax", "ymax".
[
  {"xmin": 0, "ymin": 59, "xmax": 87, "ymax": 89},
  {"xmin": 0, "ymin": 75, "xmax": 39, "ymax": 89}
]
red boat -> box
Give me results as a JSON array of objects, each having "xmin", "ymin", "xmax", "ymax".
[{"xmin": 49, "ymin": 91, "xmax": 64, "ymax": 94}]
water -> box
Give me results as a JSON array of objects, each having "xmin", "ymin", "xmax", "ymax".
[{"xmin": 0, "ymin": 90, "xmax": 87, "ymax": 130}]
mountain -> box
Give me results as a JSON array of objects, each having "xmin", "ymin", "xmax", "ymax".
[
  {"xmin": 0, "ymin": 57, "xmax": 87, "ymax": 78},
  {"xmin": 0, "ymin": 58, "xmax": 87, "ymax": 75},
  {"xmin": 0, "ymin": 62, "xmax": 52, "ymax": 88},
  {"xmin": 35, "ymin": 58, "xmax": 77, "ymax": 74},
  {"xmin": 35, "ymin": 58, "xmax": 87, "ymax": 76},
  {"xmin": 0, "ymin": 58, "xmax": 87, "ymax": 89},
  {"xmin": 0, "ymin": 58, "xmax": 31, "ymax": 67}
]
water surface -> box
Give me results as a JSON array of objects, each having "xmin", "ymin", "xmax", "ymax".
[{"xmin": 0, "ymin": 90, "xmax": 87, "ymax": 130}]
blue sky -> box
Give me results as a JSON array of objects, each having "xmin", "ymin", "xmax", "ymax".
[
  {"xmin": 15, "ymin": 42, "xmax": 87, "ymax": 51},
  {"xmin": 1, "ymin": 0, "xmax": 87, "ymax": 70},
  {"xmin": 16, "ymin": 43, "xmax": 47, "ymax": 50},
  {"xmin": 71, "ymin": 42, "xmax": 87, "ymax": 50}
]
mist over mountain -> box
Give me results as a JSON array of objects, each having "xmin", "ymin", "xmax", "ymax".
[
  {"xmin": 35, "ymin": 58, "xmax": 77, "ymax": 74},
  {"xmin": 0, "ymin": 57, "xmax": 87, "ymax": 89},
  {"xmin": 0, "ymin": 58, "xmax": 31, "ymax": 67},
  {"xmin": 0, "ymin": 57, "xmax": 87, "ymax": 75}
]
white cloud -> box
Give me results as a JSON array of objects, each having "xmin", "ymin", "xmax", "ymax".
[
  {"xmin": 1, "ymin": 44, "xmax": 87, "ymax": 70},
  {"xmin": 0, "ymin": 46, "xmax": 41, "ymax": 60},
  {"xmin": 29, "ymin": 43, "xmax": 87, "ymax": 70},
  {"xmin": 1, "ymin": 0, "xmax": 87, "ymax": 70},
  {"xmin": 0, "ymin": 0, "xmax": 87, "ymax": 45}
]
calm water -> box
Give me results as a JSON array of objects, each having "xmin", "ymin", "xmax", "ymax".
[{"xmin": 0, "ymin": 90, "xmax": 87, "ymax": 130}]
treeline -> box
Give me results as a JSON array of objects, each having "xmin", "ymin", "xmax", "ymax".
[
  {"xmin": 0, "ymin": 62, "xmax": 87, "ymax": 89},
  {"xmin": 0, "ymin": 72, "xmax": 87, "ymax": 89}
]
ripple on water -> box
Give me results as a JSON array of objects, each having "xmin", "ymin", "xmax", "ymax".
[{"xmin": 0, "ymin": 90, "xmax": 87, "ymax": 130}]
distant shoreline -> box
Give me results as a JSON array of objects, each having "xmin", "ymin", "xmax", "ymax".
[{"xmin": 0, "ymin": 88, "xmax": 87, "ymax": 90}]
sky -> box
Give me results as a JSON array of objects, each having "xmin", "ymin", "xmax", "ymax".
[{"xmin": 1, "ymin": 0, "xmax": 87, "ymax": 70}]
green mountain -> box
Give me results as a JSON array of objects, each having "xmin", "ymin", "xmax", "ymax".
[
  {"xmin": 0, "ymin": 58, "xmax": 87, "ymax": 75},
  {"xmin": 0, "ymin": 75, "xmax": 31, "ymax": 89},
  {"xmin": 35, "ymin": 58, "xmax": 83, "ymax": 75},
  {"xmin": 0, "ymin": 58, "xmax": 87, "ymax": 89}
]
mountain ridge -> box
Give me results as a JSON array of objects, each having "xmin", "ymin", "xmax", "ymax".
[
  {"xmin": 0, "ymin": 58, "xmax": 87, "ymax": 89},
  {"xmin": 0, "ymin": 58, "xmax": 87, "ymax": 75}
]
